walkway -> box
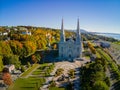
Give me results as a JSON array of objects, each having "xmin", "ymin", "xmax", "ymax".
[{"xmin": 40, "ymin": 61, "xmax": 81, "ymax": 90}]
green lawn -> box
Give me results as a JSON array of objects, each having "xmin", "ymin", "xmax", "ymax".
[
  {"xmin": 32, "ymin": 63, "xmax": 54, "ymax": 76},
  {"xmin": 8, "ymin": 63, "xmax": 55, "ymax": 90},
  {"xmin": 32, "ymin": 70, "xmax": 42, "ymax": 75},
  {"xmin": 85, "ymin": 56, "xmax": 90, "ymax": 60},
  {"xmin": 20, "ymin": 64, "xmax": 40, "ymax": 77},
  {"xmin": 8, "ymin": 77, "xmax": 45, "ymax": 90},
  {"xmin": 8, "ymin": 64, "xmax": 54, "ymax": 90}
]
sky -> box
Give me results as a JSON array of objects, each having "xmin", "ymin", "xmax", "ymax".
[{"xmin": 0, "ymin": 0, "xmax": 120, "ymax": 33}]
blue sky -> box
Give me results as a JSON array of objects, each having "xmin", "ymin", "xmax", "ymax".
[{"xmin": 0, "ymin": 0, "xmax": 120, "ymax": 33}]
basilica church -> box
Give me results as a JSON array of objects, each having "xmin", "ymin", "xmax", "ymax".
[{"xmin": 59, "ymin": 19, "xmax": 82, "ymax": 61}]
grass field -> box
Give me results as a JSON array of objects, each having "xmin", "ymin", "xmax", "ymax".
[
  {"xmin": 32, "ymin": 69, "xmax": 42, "ymax": 75},
  {"xmin": 8, "ymin": 63, "xmax": 55, "ymax": 90},
  {"xmin": 8, "ymin": 77, "xmax": 45, "ymax": 90},
  {"xmin": 20, "ymin": 64, "xmax": 39, "ymax": 77},
  {"xmin": 49, "ymin": 87, "xmax": 65, "ymax": 90}
]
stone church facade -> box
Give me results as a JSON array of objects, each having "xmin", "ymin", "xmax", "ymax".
[{"xmin": 59, "ymin": 19, "xmax": 82, "ymax": 61}]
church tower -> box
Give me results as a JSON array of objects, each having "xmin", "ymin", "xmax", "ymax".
[
  {"xmin": 76, "ymin": 19, "xmax": 82, "ymax": 58},
  {"xmin": 59, "ymin": 19, "xmax": 82, "ymax": 61},
  {"xmin": 76, "ymin": 19, "xmax": 81, "ymax": 44},
  {"xmin": 60, "ymin": 19, "xmax": 65, "ymax": 42}
]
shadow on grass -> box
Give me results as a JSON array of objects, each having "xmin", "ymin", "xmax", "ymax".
[
  {"xmin": 21, "ymin": 87, "xmax": 35, "ymax": 88},
  {"xmin": 112, "ymin": 80, "xmax": 120, "ymax": 90}
]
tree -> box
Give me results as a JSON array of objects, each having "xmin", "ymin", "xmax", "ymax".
[
  {"xmin": 104, "ymin": 77, "xmax": 110, "ymax": 87},
  {"xmin": 2, "ymin": 68, "xmax": 13, "ymax": 85},
  {"xmin": 94, "ymin": 63, "xmax": 103, "ymax": 72},
  {"xmin": 21, "ymin": 65, "xmax": 25, "ymax": 72},
  {"xmin": 0, "ymin": 56, "xmax": 4, "ymax": 72},
  {"xmin": 31, "ymin": 55, "xmax": 36, "ymax": 63},
  {"xmin": 31, "ymin": 54, "xmax": 41, "ymax": 63},
  {"xmin": 8, "ymin": 40, "xmax": 23, "ymax": 56},
  {"xmin": 0, "ymin": 41, "xmax": 12, "ymax": 56},
  {"xmin": 68, "ymin": 69, "xmax": 75, "ymax": 78},
  {"xmin": 27, "ymin": 62, "xmax": 31, "ymax": 67},
  {"xmin": 3, "ymin": 55, "xmax": 21, "ymax": 69},
  {"xmin": 91, "ymin": 72, "xmax": 105, "ymax": 82},
  {"xmin": 87, "ymin": 42, "xmax": 96, "ymax": 54},
  {"xmin": 49, "ymin": 80, "xmax": 56, "ymax": 87},
  {"xmin": 22, "ymin": 41, "xmax": 37, "ymax": 56},
  {"xmin": 92, "ymin": 81, "xmax": 109, "ymax": 90},
  {"xmin": 52, "ymin": 43, "xmax": 58, "ymax": 50}
]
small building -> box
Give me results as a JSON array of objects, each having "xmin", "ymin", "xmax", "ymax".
[
  {"xmin": 100, "ymin": 42, "xmax": 110, "ymax": 48},
  {"xmin": 4, "ymin": 65, "xmax": 15, "ymax": 73},
  {"xmin": 0, "ymin": 32, "xmax": 8, "ymax": 36},
  {"xmin": 21, "ymin": 30, "xmax": 31, "ymax": 35},
  {"xmin": 19, "ymin": 27, "xmax": 28, "ymax": 31},
  {"xmin": 2, "ymin": 32, "xmax": 8, "ymax": 35}
]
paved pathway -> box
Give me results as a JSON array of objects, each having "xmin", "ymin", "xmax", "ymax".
[{"xmin": 40, "ymin": 61, "xmax": 81, "ymax": 90}]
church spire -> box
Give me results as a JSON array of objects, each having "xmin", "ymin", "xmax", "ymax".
[
  {"xmin": 60, "ymin": 19, "xmax": 65, "ymax": 42},
  {"xmin": 77, "ymin": 18, "xmax": 80, "ymax": 35},
  {"xmin": 76, "ymin": 18, "xmax": 81, "ymax": 43}
]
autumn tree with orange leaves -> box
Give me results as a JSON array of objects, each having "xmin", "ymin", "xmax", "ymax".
[
  {"xmin": 2, "ymin": 67, "xmax": 12, "ymax": 85},
  {"xmin": 31, "ymin": 54, "xmax": 41, "ymax": 63}
]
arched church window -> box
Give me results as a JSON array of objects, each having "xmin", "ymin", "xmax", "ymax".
[{"xmin": 61, "ymin": 47, "xmax": 63, "ymax": 52}]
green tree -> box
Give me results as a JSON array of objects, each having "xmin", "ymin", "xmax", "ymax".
[
  {"xmin": 94, "ymin": 63, "xmax": 103, "ymax": 72},
  {"xmin": 21, "ymin": 65, "xmax": 25, "ymax": 72},
  {"xmin": 104, "ymin": 77, "xmax": 110, "ymax": 87},
  {"xmin": 3, "ymin": 55, "xmax": 21, "ymax": 69},
  {"xmin": 0, "ymin": 56, "xmax": 4, "ymax": 71},
  {"xmin": 22, "ymin": 41, "xmax": 37, "ymax": 56},
  {"xmin": 0, "ymin": 41, "xmax": 12, "ymax": 56},
  {"xmin": 27, "ymin": 62, "xmax": 31, "ymax": 67},
  {"xmin": 9, "ymin": 40, "xmax": 23, "ymax": 56},
  {"xmin": 92, "ymin": 81, "xmax": 109, "ymax": 90}
]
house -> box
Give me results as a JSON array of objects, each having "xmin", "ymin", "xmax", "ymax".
[
  {"xmin": 2, "ymin": 32, "xmax": 8, "ymax": 35},
  {"xmin": 21, "ymin": 30, "xmax": 31, "ymax": 35},
  {"xmin": 5, "ymin": 65, "xmax": 15, "ymax": 73},
  {"xmin": 100, "ymin": 42, "xmax": 110, "ymax": 48}
]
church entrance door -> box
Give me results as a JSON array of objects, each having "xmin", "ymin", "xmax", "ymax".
[{"xmin": 68, "ymin": 53, "xmax": 72, "ymax": 61}]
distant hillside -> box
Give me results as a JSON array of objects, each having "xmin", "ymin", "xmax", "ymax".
[
  {"xmin": 90, "ymin": 31, "xmax": 120, "ymax": 35},
  {"xmin": 69, "ymin": 29, "xmax": 89, "ymax": 33}
]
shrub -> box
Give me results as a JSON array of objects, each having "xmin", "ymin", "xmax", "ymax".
[
  {"xmin": 68, "ymin": 69, "xmax": 75, "ymax": 78},
  {"xmin": 21, "ymin": 65, "xmax": 25, "ymax": 72},
  {"xmin": 55, "ymin": 68, "xmax": 64, "ymax": 77},
  {"xmin": 104, "ymin": 77, "xmax": 110, "ymax": 87},
  {"xmin": 27, "ymin": 62, "xmax": 31, "ymax": 67},
  {"xmin": 49, "ymin": 80, "xmax": 56, "ymax": 87}
]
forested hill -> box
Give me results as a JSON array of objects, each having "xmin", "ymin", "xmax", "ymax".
[
  {"xmin": 0, "ymin": 26, "xmax": 119, "ymax": 71},
  {"xmin": 0, "ymin": 26, "xmax": 75, "ymax": 71}
]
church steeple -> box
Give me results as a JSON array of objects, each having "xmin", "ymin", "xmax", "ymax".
[
  {"xmin": 76, "ymin": 19, "xmax": 81, "ymax": 43},
  {"xmin": 60, "ymin": 19, "xmax": 65, "ymax": 42}
]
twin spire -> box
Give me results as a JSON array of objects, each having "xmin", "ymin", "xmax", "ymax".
[
  {"xmin": 60, "ymin": 19, "xmax": 81, "ymax": 43},
  {"xmin": 60, "ymin": 18, "xmax": 65, "ymax": 42}
]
